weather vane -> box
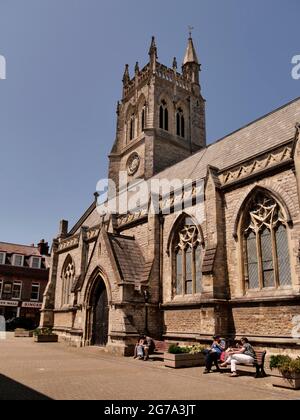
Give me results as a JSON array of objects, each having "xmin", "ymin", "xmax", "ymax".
[{"xmin": 188, "ymin": 26, "xmax": 194, "ymax": 38}]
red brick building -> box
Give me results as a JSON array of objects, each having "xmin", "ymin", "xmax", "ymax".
[{"xmin": 0, "ymin": 240, "xmax": 50, "ymax": 326}]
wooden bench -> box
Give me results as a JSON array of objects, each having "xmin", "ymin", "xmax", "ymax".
[
  {"xmin": 233, "ymin": 350, "xmax": 267, "ymax": 378},
  {"xmin": 153, "ymin": 340, "xmax": 168, "ymax": 354}
]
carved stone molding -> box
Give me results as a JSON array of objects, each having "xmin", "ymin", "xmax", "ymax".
[
  {"xmin": 220, "ymin": 145, "xmax": 293, "ymax": 187},
  {"xmin": 58, "ymin": 235, "xmax": 80, "ymax": 253}
]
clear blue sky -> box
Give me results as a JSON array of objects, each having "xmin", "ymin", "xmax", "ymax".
[{"xmin": 0, "ymin": 0, "xmax": 299, "ymax": 246}]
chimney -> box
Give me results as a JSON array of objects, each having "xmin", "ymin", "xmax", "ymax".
[
  {"xmin": 59, "ymin": 220, "xmax": 69, "ymax": 238},
  {"xmin": 38, "ymin": 239, "xmax": 49, "ymax": 256}
]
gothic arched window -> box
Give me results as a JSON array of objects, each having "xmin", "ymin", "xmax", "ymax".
[
  {"xmin": 176, "ymin": 108, "xmax": 185, "ymax": 138},
  {"xmin": 173, "ymin": 217, "xmax": 203, "ymax": 296},
  {"xmin": 243, "ymin": 192, "xmax": 292, "ymax": 290},
  {"xmin": 62, "ymin": 257, "xmax": 75, "ymax": 306},
  {"xmin": 159, "ymin": 100, "xmax": 169, "ymax": 131}
]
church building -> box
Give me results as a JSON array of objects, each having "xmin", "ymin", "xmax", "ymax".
[{"xmin": 40, "ymin": 36, "xmax": 300, "ymax": 355}]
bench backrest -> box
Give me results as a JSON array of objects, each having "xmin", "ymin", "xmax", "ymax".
[
  {"xmin": 153, "ymin": 340, "xmax": 168, "ymax": 352},
  {"xmin": 254, "ymin": 350, "xmax": 267, "ymax": 366}
]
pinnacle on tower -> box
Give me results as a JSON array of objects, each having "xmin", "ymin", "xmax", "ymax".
[
  {"xmin": 173, "ymin": 57, "xmax": 178, "ymax": 71},
  {"xmin": 122, "ymin": 64, "xmax": 130, "ymax": 85},
  {"xmin": 149, "ymin": 36, "xmax": 158, "ymax": 61}
]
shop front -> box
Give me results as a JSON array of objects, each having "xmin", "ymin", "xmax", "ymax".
[{"xmin": 0, "ymin": 300, "xmax": 19, "ymax": 321}]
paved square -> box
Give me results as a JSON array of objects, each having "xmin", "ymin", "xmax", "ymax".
[{"xmin": 0, "ymin": 334, "xmax": 299, "ymax": 400}]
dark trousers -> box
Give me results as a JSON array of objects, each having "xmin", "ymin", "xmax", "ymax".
[{"xmin": 205, "ymin": 351, "xmax": 220, "ymax": 371}]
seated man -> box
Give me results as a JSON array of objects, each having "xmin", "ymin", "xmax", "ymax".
[
  {"xmin": 143, "ymin": 336, "xmax": 155, "ymax": 361},
  {"xmin": 203, "ymin": 336, "xmax": 226, "ymax": 374}
]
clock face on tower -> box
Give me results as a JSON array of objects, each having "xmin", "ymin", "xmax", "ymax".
[{"xmin": 127, "ymin": 153, "xmax": 140, "ymax": 176}]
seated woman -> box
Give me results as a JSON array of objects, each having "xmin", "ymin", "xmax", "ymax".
[
  {"xmin": 220, "ymin": 337, "xmax": 256, "ymax": 377},
  {"xmin": 203, "ymin": 336, "xmax": 226, "ymax": 374},
  {"xmin": 133, "ymin": 337, "xmax": 146, "ymax": 360}
]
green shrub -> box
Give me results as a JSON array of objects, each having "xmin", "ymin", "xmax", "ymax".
[
  {"xmin": 270, "ymin": 355, "xmax": 292, "ymax": 370},
  {"xmin": 280, "ymin": 358, "xmax": 300, "ymax": 375},
  {"xmin": 270, "ymin": 355, "xmax": 300, "ymax": 374}
]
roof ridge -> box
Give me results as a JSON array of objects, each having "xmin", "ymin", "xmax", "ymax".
[
  {"xmin": 154, "ymin": 96, "xmax": 300, "ymax": 179},
  {"xmin": 0, "ymin": 242, "xmax": 38, "ymax": 249}
]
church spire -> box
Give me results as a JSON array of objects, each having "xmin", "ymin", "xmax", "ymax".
[
  {"xmin": 182, "ymin": 34, "xmax": 200, "ymax": 85},
  {"xmin": 183, "ymin": 36, "xmax": 199, "ymax": 66}
]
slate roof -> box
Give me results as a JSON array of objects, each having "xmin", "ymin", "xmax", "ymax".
[
  {"xmin": 156, "ymin": 97, "xmax": 300, "ymax": 182},
  {"xmin": 0, "ymin": 242, "xmax": 50, "ymax": 269},
  {"xmin": 108, "ymin": 234, "xmax": 152, "ymax": 285},
  {"xmin": 0, "ymin": 242, "xmax": 42, "ymax": 257}
]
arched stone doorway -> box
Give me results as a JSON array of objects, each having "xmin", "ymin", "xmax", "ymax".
[{"xmin": 90, "ymin": 278, "xmax": 109, "ymax": 347}]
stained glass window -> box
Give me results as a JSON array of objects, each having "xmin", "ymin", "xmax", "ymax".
[
  {"xmin": 244, "ymin": 192, "xmax": 292, "ymax": 290},
  {"xmin": 174, "ymin": 217, "xmax": 203, "ymax": 296}
]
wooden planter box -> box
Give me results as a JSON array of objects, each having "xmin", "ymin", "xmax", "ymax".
[
  {"xmin": 164, "ymin": 353, "xmax": 205, "ymax": 369},
  {"xmin": 272, "ymin": 369, "xmax": 300, "ymax": 390},
  {"xmin": 34, "ymin": 335, "xmax": 58, "ymax": 343},
  {"xmin": 14, "ymin": 329, "xmax": 33, "ymax": 338}
]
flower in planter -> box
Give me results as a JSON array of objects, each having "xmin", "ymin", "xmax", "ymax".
[
  {"xmin": 168, "ymin": 344, "xmax": 207, "ymax": 355},
  {"xmin": 168, "ymin": 344, "xmax": 191, "ymax": 354},
  {"xmin": 189, "ymin": 345, "xmax": 207, "ymax": 355},
  {"xmin": 33, "ymin": 328, "xmax": 54, "ymax": 337}
]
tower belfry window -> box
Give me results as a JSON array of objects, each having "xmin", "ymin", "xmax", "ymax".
[
  {"xmin": 176, "ymin": 108, "xmax": 185, "ymax": 138},
  {"xmin": 141, "ymin": 105, "xmax": 146, "ymax": 132},
  {"xmin": 129, "ymin": 114, "xmax": 135, "ymax": 141},
  {"xmin": 159, "ymin": 100, "xmax": 169, "ymax": 131}
]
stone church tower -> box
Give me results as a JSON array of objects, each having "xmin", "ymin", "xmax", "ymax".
[{"xmin": 108, "ymin": 36, "xmax": 206, "ymax": 190}]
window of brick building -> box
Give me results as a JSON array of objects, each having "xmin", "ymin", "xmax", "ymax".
[
  {"xmin": 30, "ymin": 283, "xmax": 40, "ymax": 301},
  {"xmin": 31, "ymin": 257, "xmax": 41, "ymax": 269},
  {"xmin": 0, "ymin": 252, "xmax": 6, "ymax": 265},
  {"xmin": 173, "ymin": 217, "xmax": 203, "ymax": 296},
  {"xmin": 0, "ymin": 279, "xmax": 3, "ymax": 298},
  {"xmin": 13, "ymin": 254, "xmax": 24, "ymax": 267},
  {"xmin": 243, "ymin": 192, "xmax": 292, "ymax": 290},
  {"xmin": 12, "ymin": 281, "xmax": 22, "ymax": 300},
  {"xmin": 2, "ymin": 282, "xmax": 12, "ymax": 299}
]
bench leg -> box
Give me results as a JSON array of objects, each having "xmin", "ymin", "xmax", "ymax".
[
  {"xmin": 261, "ymin": 368, "xmax": 267, "ymax": 378},
  {"xmin": 255, "ymin": 366, "xmax": 260, "ymax": 379},
  {"xmin": 255, "ymin": 366, "xmax": 267, "ymax": 378}
]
